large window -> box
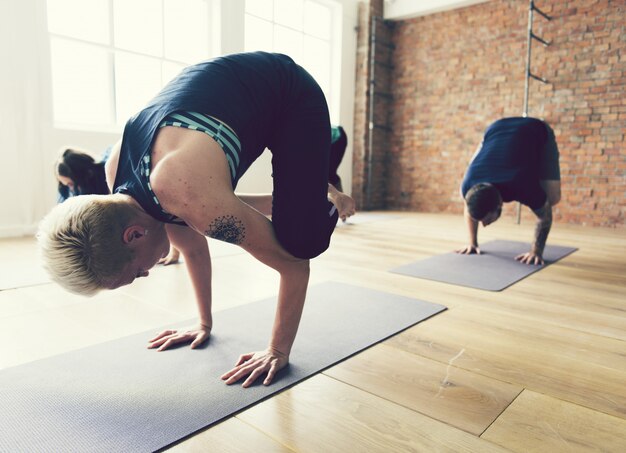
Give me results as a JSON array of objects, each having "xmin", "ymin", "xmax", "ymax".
[
  {"xmin": 244, "ymin": 0, "xmax": 334, "ymax": 108},
  {"xmin": 47, "ymin": 0, "xmax": 212, "ymax": 130}
]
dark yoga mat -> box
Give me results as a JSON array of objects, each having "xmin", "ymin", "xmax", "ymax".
[
  {"xmin": 0, "ymin": 282, "xmax": 445, "ymax": 453},
  {"xmin": 391, "ymin": 240, "xmax": 577, "ymax": 291}
]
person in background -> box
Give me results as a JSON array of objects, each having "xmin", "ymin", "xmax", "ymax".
[
  {"xmin": 56, "ymin": 147, "xmax": 110, "ymax": 202},
  {"xmin": 55, "ymin": 147, "xmax": 181, "ymax": 265},
  {"xmin": 457, "ymin": 116, "xmax": 561, "ymax": 265}
]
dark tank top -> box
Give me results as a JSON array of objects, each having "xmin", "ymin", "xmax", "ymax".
[{"xmin": 113, "ymin": 51, "xmax": 306, "ymax": 224}]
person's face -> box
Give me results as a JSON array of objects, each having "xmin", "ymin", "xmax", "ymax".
[
  {"xmin": 114, "ymin": 224, "xmax": 170, "ymax": 288},
  {"xmin": 58, "ymin": 175, "xmax": 77, "ymax": 194},
  {"xmin": 480, "ymin": 206, "xmax": 502, "ymax": 227}
]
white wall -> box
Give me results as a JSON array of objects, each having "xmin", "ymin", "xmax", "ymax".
[
  {"xmin": 384, "ymin": 0, "xmax": 490, "ymax": 20},
  {"xmin": 0, "ymin": 0, "xmax": 359, "ymax": 238}
]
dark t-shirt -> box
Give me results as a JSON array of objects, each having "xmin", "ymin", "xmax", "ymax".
[{"xmin": 461, "ymin": 117, "xmax": 549, "ymax": 210}]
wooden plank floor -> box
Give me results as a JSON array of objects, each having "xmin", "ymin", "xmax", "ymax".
[{"xmin": 1, "ymin": 212, "xmax": 625, "ymax": 452}]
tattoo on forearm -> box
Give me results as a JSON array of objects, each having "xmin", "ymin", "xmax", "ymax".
[
  {"xmin": 533, "ymin": 209, "xmax": 552, "ymax": 254},
  {"xmin": 205, "ymin": 215, "xmax": 246, "ymax": 244}
]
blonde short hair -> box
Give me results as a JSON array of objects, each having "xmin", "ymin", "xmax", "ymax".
[{"xmin": 37, "ymin": 195, "xmax": 136, "ymax": 295}]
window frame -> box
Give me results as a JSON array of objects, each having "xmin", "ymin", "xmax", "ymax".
[
  {"xmin": 47, "ymin": 0, "xmax": 213, "ymax": 132},
  {"xmin": 243, "ymin": 0, "xmax": 341, "ymax": 121}
]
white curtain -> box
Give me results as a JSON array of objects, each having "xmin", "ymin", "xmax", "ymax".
[{"xmin": 0, "ymin": 0, "xmax": 50, "ymax": 237}]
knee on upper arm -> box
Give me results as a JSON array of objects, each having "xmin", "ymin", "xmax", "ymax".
[
  {"xmin": 540, "ymin": 180, "xmax": 561, "ymax": 207},
  {"xmin": 273, "ymin": 206, "xmax": 338, "ymax": 259},
  {"xmin": 549, "ymin": 191, "xmax": 561, "ymax": 206},
  {"xmin": 278, "ymin": 232, "xmax": 332, "ymax": 259}
]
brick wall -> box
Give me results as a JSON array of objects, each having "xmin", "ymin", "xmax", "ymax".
[{"xmin": 357, "ymin": 0, "xmax": 625, "ymax": 227}]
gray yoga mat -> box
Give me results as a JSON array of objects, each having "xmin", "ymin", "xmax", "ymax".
[
  {"xmin": 0, "ymin": 281, "xmax": 445, "ymax": 453},
  {"xmin": 391, "ymin": 240, "xmax": 577, "ymax": 291}
]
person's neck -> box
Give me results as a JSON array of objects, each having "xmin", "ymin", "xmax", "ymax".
[
  {"xmin": 115, "ymin": 193, "xmax": 164, "ymax": 232},
  {"xmin": 113, "ymin": 193, "xmax": 146, "ymax": 216}
]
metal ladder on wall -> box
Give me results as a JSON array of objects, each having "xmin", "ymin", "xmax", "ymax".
[
  {"xmin": 366, "ymin": 15, "xmax": 393, "ymax": 209},
  {"xmin": 517, "ymin": 0, "xmax": 552, "ymax": 223}
]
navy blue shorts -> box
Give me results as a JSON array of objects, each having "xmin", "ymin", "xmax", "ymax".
[
  {"xmin": 268, "ymin": 66, "xmax": 338, "ymax": 259},
  {"xmin": 540, "ymin": 123, "xmax": 560, "ymax": 181}
]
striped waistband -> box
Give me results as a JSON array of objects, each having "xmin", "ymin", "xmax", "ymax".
[{"xmin": 159, "ymin": 111, "xmax": 241, "ymax": 184}]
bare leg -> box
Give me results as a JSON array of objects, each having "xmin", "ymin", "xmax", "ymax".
[
  {"xmin": 237, "ymin": 193, "xmax": 273, "ymax": 216},
  {"xmin": 328, "ymin": 183, "xmax": 356, "ymax": 222},
  {"xmin": 540, "ymin": 180, "xmax": 561, "ymax": 206},
  {"xmin": 239, "ymin": 188, "xmax": 355, "ymax": 222}
]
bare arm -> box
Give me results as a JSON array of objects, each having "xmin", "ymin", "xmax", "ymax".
[
  {"xmin": 516, "ymin": 199, "xmax": 552, "ymax": 265},
  {"xmin": 194, "ymin": 195, "xmax": 310, "ymax": 355},
  {"xmin": 152, "ymin": 140, "xmax": 309, "ymax": 387},
  {"xmin": 166, "ymin": 224, "xmax": 213, "ymax": 327},
  {"xmin": 158, "ymin": 244, "xmax": 181, "ymax": 265},
  {"xmin": 456, "ymin": 202, "xmax": 481, "ymax": 254},
  {"xmin": 457, "ymin": 144, "xmax": 480, "ymax": 255},
  {"xmin": 191, "ymin": 195, "xmax": 309, "ymax": 387},
  {"xmin": 237, "ymin": 186, "xmax": 356, "ymax": 222},
  {"xmin": 147, "ymin": 223, "xmax": 213, "ymax": 350},
  {"xmin": 104, "ymin": 140, "xmax": 122, "ymax": 192},
  {"xmin": 236, "ymin": 193, "xmax": 273, "ymax": 216}
]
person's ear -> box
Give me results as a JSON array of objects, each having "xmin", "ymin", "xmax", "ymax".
[{"xmin": 122, "ymin": 225, "xmax": 147, "ymax": 244}]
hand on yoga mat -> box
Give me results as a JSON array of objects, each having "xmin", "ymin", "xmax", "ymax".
[
  {"xmin": 158, "ymin": 245, "xmax": 181, "ymax": 265},
  {"xmin": 515, "ymin": 251, "xmax": 544, "ymax": 266},
  {"xmin": 455, "ymin": 244, "xmax": 481, "ymax": 255},
  {"xmin": 147, "ymin": 324, "xmax": 211, "ymax": 351},
  {"xmin": 221, "ymin": 348, "xmax": 289, "ymax": 388}
]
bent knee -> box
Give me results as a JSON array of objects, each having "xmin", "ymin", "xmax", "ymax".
[
  {"xmin": 274, "ymin": 209, "xmax": 338, "ymax": 259},
  {"xmin": 547, "ymin": 187, "xmax": 561, "ymax": 206},
  {"xmin": 540, "ymin": 180, "xmax": 561, "ymax": 207},
  {"xmin": 279, "ymin": 234, "xmax": 332, "ymax": 259}
]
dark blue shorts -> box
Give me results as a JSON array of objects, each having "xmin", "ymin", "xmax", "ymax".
[
  {"xmin": 540, "ymin": 123, "xmax": 560, "ymax": 181},
  {"xmin": 268, "ymin": 65, "xmax": 338, "ymax": 259}
]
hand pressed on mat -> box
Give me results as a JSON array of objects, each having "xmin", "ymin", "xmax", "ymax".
[
  {"xmin": 221, "ymin": 347, "xmax": 289, "ymax": 388},
  {"xmin": 515, "ymin": 251, "xmax": 544, "ymax": 266},
  {"xmin": 455, "ymin": 244, "xmax": 481, "ymax": 255},
  {"xmin": 147, "ymin": 324, "xmax": 211, "ymax": 351},
  {"xmin": 158, "ymin": 245, "xmax": 181, "ymax": 265}
]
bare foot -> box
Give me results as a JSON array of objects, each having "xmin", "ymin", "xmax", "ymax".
[{"xmin": 328, "ymin": 184, "xmax": 356, "ymax": 222}]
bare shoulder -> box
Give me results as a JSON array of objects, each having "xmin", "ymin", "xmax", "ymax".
[
  {"xmin": 104, "ymin": 140, "xmax": 122, "ymax": 192},
  {"xmin": 150, "ymin": 129, "xmax": 233, "ymax": 226}
]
